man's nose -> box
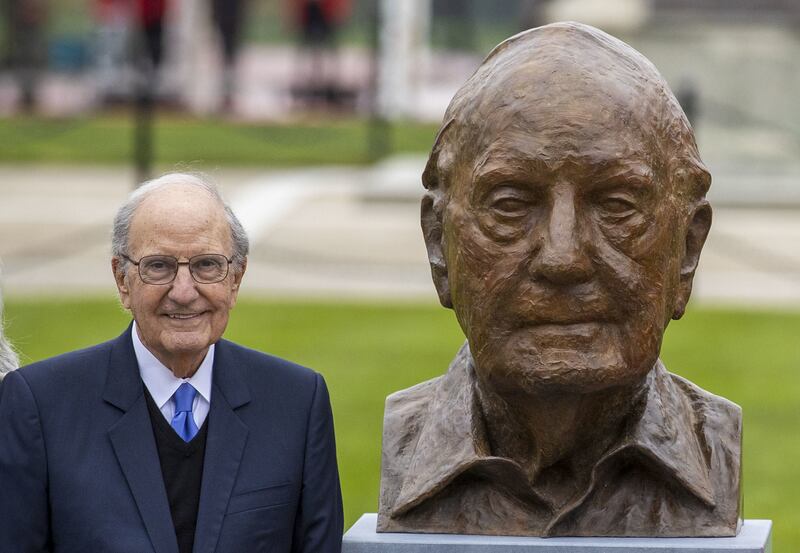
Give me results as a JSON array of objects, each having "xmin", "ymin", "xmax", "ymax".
[
  {"xmin": 167, "ymin": 264, "xmax": 200, "ymax": 303},
  {"xmin": 528, "ymin": 187, "xmax": 594, "ymax": 285}
]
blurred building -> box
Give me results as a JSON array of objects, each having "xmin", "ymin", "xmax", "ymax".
[
  {"xmin": 564, "ymin": 0, "xmax": 800, "ymax": 204},
  {"xmin": 1, "ymin": 0, "xmax": 798, "ymax": 154},
  {"xmin": 374, "ymin": 0, "xmax": 800, "ymax": 206}
]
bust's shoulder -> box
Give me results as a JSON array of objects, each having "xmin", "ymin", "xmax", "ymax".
[
  {"xmin": 383, "ymin": 376, "xmax": 442, "ymax": 450},
  {"xmin": 668, "ymin": 371, "xmax": 742, "ymax": 437},
  {"xmin": 385, "ymin": 377, "xmax": 440, "ymax": 419},
  {"xmin": 667, "ymin": 370, "xmax": 742, "ymax": 528},
  {"xmin": 379, "ymin": 376, "xmax": 442, "ymax": 514}
]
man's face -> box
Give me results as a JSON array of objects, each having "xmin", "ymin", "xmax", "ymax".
[
  {"xmin": 113, "ymin": 186, "xmax": 244, "ymax": 370},
  {"xmin": 437, "ymin": 94, "xmax": 692, "ymax": 396}
]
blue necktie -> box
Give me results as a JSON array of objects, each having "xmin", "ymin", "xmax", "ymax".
[{"xmin": 171, "ymin": 383, "xmax": 199, "ymax": 442}]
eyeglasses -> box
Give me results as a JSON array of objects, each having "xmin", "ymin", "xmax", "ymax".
[{"xmin": 121, "ymin": 254, "xmax": 233, "ymax": 285}]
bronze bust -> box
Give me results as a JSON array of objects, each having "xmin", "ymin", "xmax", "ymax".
[{"xmin": 377, "ymin": 22, "xmax": 741, "ymax": 538}]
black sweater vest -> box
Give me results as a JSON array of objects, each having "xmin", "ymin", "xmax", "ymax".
[{"xmin": 145, "ymin": 389, "xmax": 209, "ymax": 553}]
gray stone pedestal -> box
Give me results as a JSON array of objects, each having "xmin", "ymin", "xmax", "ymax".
[{"xmin": 343, "ymin": 515, "xmax": 772, "ymax": 553}]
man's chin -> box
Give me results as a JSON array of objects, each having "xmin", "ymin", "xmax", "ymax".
[{"xmin": 160, "ymin": 331, "xmax": 214, "ymax": 356}]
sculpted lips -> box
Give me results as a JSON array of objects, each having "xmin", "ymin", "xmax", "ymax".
[
  {"xmin": 512, "ymin": 301, "xmax": 617, "ymax": 328},
  {"xmin": 532, "ymin": 321, "xmax": 605, "ymax": 332},
  {"xmin": 504, "ymin": 285, "xmax": 621, "ymax": 328}
]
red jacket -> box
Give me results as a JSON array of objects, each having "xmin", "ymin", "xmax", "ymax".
[
  {"xmin": 291, "ymin": 0, "xmax": 351, "ymax": 26},
  {"xmin": 135, "ymin": 0, "xmax": 167, "ymax": 26}
]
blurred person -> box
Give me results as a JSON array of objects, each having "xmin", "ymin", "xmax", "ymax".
[
  {"xmin": 1, "ymin": 0, "xmax": 47, "ymax": 112},
  {"xmin": 0, "ymin": 173, "xmax": 343, "ymax": 553},
  {"xmin": 0, "ymin": 271, "xmax": 18, "ymax": 379},
  {"xmin": 518, "ymin": 0, "xmax": 546, "ymax": 31},
  {"xmin": 134, "ymin": 0, "xmax": 168, "ymax": 70},
  {"xmin": 211, "ymin": 0, "xmax": 247, "ymax": 112},
  {"xmin": 289, "ymin": 0, "xmax": 351, "ymax": 106},
  {"xmin": 93, "ymin": 0, "xmax": 134, "ymax": 103},
  {"xmin": 676, "ymin": 77, "xmax": 699, "ymax": 126},
  {"xmin": 130, "ymin": 0, "xmax": 167, "ymax": 183}
]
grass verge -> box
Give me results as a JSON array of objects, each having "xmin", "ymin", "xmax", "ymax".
[
  {"xmin": 0, "ymin": 116, "xmax": 439, "ymax": 166},
  {"xmin": 4, "ymin": 298, "xmax": 798, "ymax": 545}
]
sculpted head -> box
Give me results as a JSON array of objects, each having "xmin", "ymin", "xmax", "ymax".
[
  {"xmin": 421, "ymin": 22, "xmax": 712, "ymax": 396},
  {"xmin": 111, "ymin": 173, "xmax": 249, "ymax": 375}
]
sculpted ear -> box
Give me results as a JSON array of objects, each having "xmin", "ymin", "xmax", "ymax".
[
  {"xmin": 421, "ymin": 192, "xmax": 452, "ymax": 308},
  {"xmin": 672, "ymin": 201, "xmax": 712, "ymax": 320}
]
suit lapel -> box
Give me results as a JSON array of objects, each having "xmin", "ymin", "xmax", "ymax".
[
  {"xmin": 109, "ymin": 401, "xmax": 180, "ymax": 553},
  {"xmin": 193, "ymin": 340, "xmax": 251, "ymax": 553},
  {"xmin": 104, "ymin": 327, "xmax": 179, "ymax": 553}
]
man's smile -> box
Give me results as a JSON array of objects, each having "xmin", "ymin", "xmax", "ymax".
[{"xmin": 164, "ymin": 312, "xmax": 206, "ymax": 321}]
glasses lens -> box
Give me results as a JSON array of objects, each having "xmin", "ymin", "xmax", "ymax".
[
  {"xmin": 139, "ymin": 256, "xmax": 178, "ymax": 284},
  {"xmin": 190, "ymin": 254, "xmax": 228, "ymax": 283}
]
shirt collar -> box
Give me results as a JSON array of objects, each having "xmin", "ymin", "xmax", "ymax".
[
  {"xmin": 391, "ymin": 341, "xmax": 715, "ymax": 517},
  {"xmin": 131, "ymin": 321, "xmax": 214, "ymax": 409}
]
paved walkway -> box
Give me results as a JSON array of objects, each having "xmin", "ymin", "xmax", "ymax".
[{"xmin": 2, "ymin": 160, "xmax": 800, "ymax": 308}]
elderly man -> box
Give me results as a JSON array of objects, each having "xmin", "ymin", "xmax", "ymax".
[
  {"xmin": 378, "ymin": 22, "xmax": 740, "ymax": 537},
  {"xmin": 0, "ymin": 274, "xmax": 19, "ymax": 378},
  {"xmin": 0, "ymin": 174, "xmax": 343, "ymax": 552}
]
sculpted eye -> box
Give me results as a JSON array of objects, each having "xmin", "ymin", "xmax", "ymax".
[
  {"xmin": 491, "ymin": 197, "xmax": 529, "ymax": 216},
  {"xmin": 599, "ymin": 196, "xmax": 636, "ymax": 216},
  {"xmin": 485, "ymin": 183, "xmax": 539, "ymax": 217},
  {"xmin": 477, "ymin": 184, "xmax": 541, "ymax": 241}
]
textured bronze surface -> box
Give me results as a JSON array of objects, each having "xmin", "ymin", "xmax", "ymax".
[{"xmin": 377, "ymin": 22, "xmax": 742, "ymax": 537}]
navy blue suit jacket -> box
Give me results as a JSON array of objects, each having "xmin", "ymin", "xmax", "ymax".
[{"xmin": 0, "ymin": 327, "xmax": 343, "ymax": 553}]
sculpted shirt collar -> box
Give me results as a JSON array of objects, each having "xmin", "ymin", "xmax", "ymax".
[
  {"xmin": 132, "ymin": 321, "xmax": 214, "ymax": 426},
  {"xmin": 391, "ymin": 342, "xmax": 715, "ymax": 520}
]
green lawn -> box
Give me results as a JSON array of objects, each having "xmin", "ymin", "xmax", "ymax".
[
  {"xmin": 0, "ymin": 116, "xmax": 439, "ymax": 166},
  {"xmin": 4, "ymin": 298, "xmax": 798, "ymax": 547}
]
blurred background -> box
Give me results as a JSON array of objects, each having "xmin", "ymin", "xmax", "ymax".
[{"xmin": 1, "ymin": 0, "xmax": 799, "ymax": 547}]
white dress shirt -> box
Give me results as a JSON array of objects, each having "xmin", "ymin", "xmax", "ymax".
[{"xmin": 132, "ymin": 322, "xmax": 213, "ymax": 428}]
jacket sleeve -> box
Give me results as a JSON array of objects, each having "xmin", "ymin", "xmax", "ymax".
[
  {"xmin": 0, "ymin": 370, "xmax": 51, "ymax": 552},
  {"xmin": 292, "ymin": 373, "xmax": 343, "ymax": 553}
]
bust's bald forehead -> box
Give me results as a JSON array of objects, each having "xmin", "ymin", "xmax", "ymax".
[
  {"xmin": 471, "ymin": 25, "xmax": 662, "ymax": 102},
  {"xmin": 424, "ymin": 22, "xmax": 708, "ymax": 201},
  {"xmin": 454, "ymin": 23, "xmax": 677, "ymax": 151}
]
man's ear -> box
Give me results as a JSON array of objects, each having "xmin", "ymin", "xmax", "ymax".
[
  {"xmin": 421, "ymin": 192, "xmax": 452, "ymax": 308},
  {"xmin": 672, "ymin": 201, "xmax": 712, "ymax": 320},
  {"xmin": 111, "ymin": 257, "xmax": 132, "ymax": 310},
  {"xmin": 229, "ymin": 258, "xmax": 247, "ymax": 308}
]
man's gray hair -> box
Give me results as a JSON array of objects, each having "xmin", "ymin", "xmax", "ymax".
[
  {"xmin": 111, "ymin": 173, "xmax": 249, "ymax": 273},
  {"xmin": 0, "ymin": 269, "xmax": 19, "ymax": 378}
]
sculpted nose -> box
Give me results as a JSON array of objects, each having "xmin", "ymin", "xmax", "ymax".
[
  {"xmin": 529, "ymin": 190, "xmax": 594, "ymax": 285},
  {"xmin": 168, "ymin": 265, "xmax": 200, "ymax": 303}
]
